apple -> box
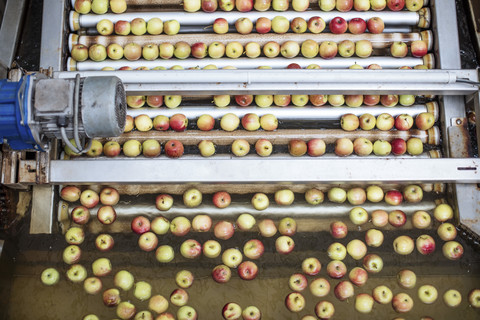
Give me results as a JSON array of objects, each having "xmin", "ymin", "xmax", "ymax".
[
  {"xmin": 142, "ymin": 139, "xmax": 161, "ymax": 158},
  {"xmin": 327, "ymin": 242, "xmax": 347, "ymax": 261},
  {"xmin": 349, "ymin": 267, "xmax": 368, "ymax": 286},
  {"xmin": 302, "ymin": 257, "xmax": 322, "ymax": 275},
  {"xmin": 41, "ymin": 267, "xmax": 60, "ymax": 286},
  {"xmin": 364, "ymin": 94, "xmax": 380, "ymax": 106},
  {"xmin": 289, "ymin": 273, "xmax": 308, "ymax": 291},
  {"xmin": 134, "ymin": 114, "xmax": 153, "ymax": 132},
  {"xmin": 275, "ymin": 236, "xmax": 295, "ymax": 254},
  {"xmin": 387, "ymin": 0, "xmax": 405, "ymax": 10},
  {"xmin": 103, "ymin": 288, "xmax": 121, "ymax": 307},
  {"xmin": 184, "ymin": 0, "xmax": 201, "ymax": 12},
  {"xmin": 98, "ymin": 187, "xmax": 119, "ymax": 206},
  {"xmin": 305, "ymin": 188, "xmax": 324, "ymax": 205},
  {"xmin": 123, "ymin": 43, "xmax": 143, "ymax": 61},
  {"xmin": 173, "ymin": 41, "xmax": 191, "ymax": 59},
  {"xmin": 406, "ymin": 137, "xmax": 424, "ymax": 155},
  {"xmin": 392, "ymin": 292, "xmax": 414, "ymax": 313},
  {"xmin": 391, "ymin": 138, "xmax": 407, "ymax": 156},
  {"xmin": 155, "ymin": 194, "xmax": 173, "ymax": 212},
  {"xmin": 367, "ymin": 186, "xmax": 385, "ymax": 203},
  {"xmin": 138, "ymin": 232, "xmax": 158, "ymax": 252},
  {"xmin": 198, "ymin": 140, "xmax": 215, "ymax": 158},
  {"xmin": 406, "ymin": 0, "xmax": 422, "ymax": 11},
  {"xmin": 214, "ymin": 221, "xmax": 235, "ymax": 240},
  {"xmin": 337, "ymin": 0, "xmax": 353, "ymax": 11},
  {"xmin": 260, "ymin": 114, "xmax": 278, "ymax": 130},
  {"xmin": 347, "ymin": 239, "xmax": 367, "ymax": 260},
  {"xmin": 389, "ymin": 210, "xmax": 407, "ymax": 227},
  {"xmin": 334, "ymin": 281, "xmax": 354, "ymax": 301},
  {"xmin": 365, "ymin": 229, "xmax": 384, "ymax": 247},
  {"xmin": 372, "ymin": 210, "xmax": 388, "ymax": 228},
  {"xmin": 235, "ymin": 17, "xmax": 253, "ymax": 34},
  {"xmin": 285, "ymin": 292, "xmax": 305, "ymax": 313},
  {"xmin": 202, "ymin": 239, "xmax": 221, "ymax": 259},
  {"xmin": 393, "ymin": 236, "xmax": 414, "ymax": 255},
  {"xmin": 275, "ymin": 190, "xmax": 295, "ymax": 206},
  {"xmin": 363, "ymin": 254, "xmax": 383, "ymax": 273},
  {"xmin": 208, "ymin": 41, "xmax": 225, "ymax": 58},
  {"xmin": 367, "ymin": 63, "xmax": 382, "ymax": 69},
  {"xmin": 345, "ymin": 94, "xmax": 364, "ymax": 107},
  {"xmin": 442, "ymin": 289, "xmax": 463, "ymax": 307},
  {"xmin": 335, "ymin": 138, "xmax": 353, "ymax": 156},
  {"xmin": 372, "ymin": 285, "xmax": 393, "ymax": 304},
  {"xmin": 348, "ymin": 18, "xmax": 366, "ymax": 34},
  {"xmin": 280, "ymin": 41, "xmax": 300, "ymax": 58},
  {"xmin": 80, "ymin": 189, "xmax": 99, "ymax": 209},
  {"xmin": 319, "ymin": 0, "xmax": 335, "ymax": 10},
  {"xmin": 349, "ymin": 207, "xmax": 369, "ymax": 225},
  {"xmin": 66, "ymin": 264, "xmax": 87, "ymax": 283},
  {"xmin": 220, "ymin": 0, "xmax": 235, "ymax": 11},
  {"xmin": 319, "ymin": 41, "xmax": 338, "ymax": 59},
  {"xmin": 385, "ymin": 190, "xmax": 403, "ymax": 206},
  {"xmin": 191, "ymin": 215, "xmax": 212, "ymax": 232},
  {"xmin": 398, "ymin": 94, "xmax": 415, "ymax": 106},
  {"xmin": 402, "ymin": 184, "xmax": 423, "ymax": 203},
  {"xmin": 355, "ymin": 293, "xmax": 374, "ymax": 313},
  {"xmin": 176, "ymin": 270, "xmax": 194, "ymax": 289},
  {"xmin": 92, "ymin": 257, "xmax": 112, "ymax": 277},
  {"xmin": 353, "ymin": 138, "xmax": 373, "ymax": 156},
  {"xmin": 222, "ymin": 248, "xmax": 243, "ymax": 268},
  {"xmin": 359, "ymin": 114, "xmax": 377, "ymax": 131},
  {"xmin": 329, "ymin": 17, "xmax": 348, "ymax": 34},
  {"xmin": 330, "ymin": 221, "xmax": 348, "ymax": 239},
  {"xmin": 65, "ymin": 227, "xmax": 85, "ymax": 245},
  {"xmin": 114, "ymin": 270, "xmax": 135, "ymax": 291},
  {"xmin": 212, "ymin": 264, "xmax": 232, "ymax": 283},
  {"xmin": 366, "ymin": 17, "xmax": 384, "ymax": 34},
  {"xmin": 213, "ymin": 18, "xmax": 229, "ymax": 34},
  {"xmin": 243, "ymin": 239, "xmax": 264, "ymax": 260},
  {"xmin": 71, "ymin": 44, "xmax": 89, "ymax": 62},
  {"xmin": 418, "ymin": 284, "xmax": 438, "ymax": 304},
  {"xmin": 60, "ymin": 185, "xmax": 81, "ymax": 202},
  {"xmin": 177, "ymin": 306, "xmax": 197, "ymax": 320},
  {"xmin": 122, "ymin": 139, "xmax": 142, "ymax": 157},
  {"xmin": 183, "ymin": 188, "xmax": 202, "ymax": 208},
  {"xmin": 391, "ymin": 41, "xmax": 408, "ymax": 58},
  {"xmin": 395, "ymin": 114, "xmax": 414, "ymax": 131},
  {"xmin": 434, "ymin": 203, "xmax": 454, "ymax": 222},
  {"xmin": 145, "ymin": 17, "xmax": 164, "ymax": 35},
  {"xmin": 242, "ymin": 306, "xmax": 261, "ymax": 320},
  {"xmin": 241, "ymin": 113, "xmax": 260, "ymax": 131},
  {"xmin": 258, "ymin": 219, "xmax": 277, "ymax": 237},
  {"xmin": 148, "ymin": 295, "xmax": 169, "ymax": 315},
  {"xmin": 338, "ymin": 40, "xmax": 355, "ymax": 58},
  {"xmin": 309, "ymin": 277, "xmax": 330, "ymax": 297},
  {"xmin": 225, "ymin": 41, "xmax": 244, "ymax": 59},
  {"xmin": 142, "ymin": 43, "xmax": 159, "ymax": 60},
  {"xmin": 117, "ymin": 301, "xmax": 136, "ymax": 319},
  {"xmin": 231, "ymin": 139, "xmax": 250, "ymax": 157},
  {"xmin": 443, "ymin": 241, "xmax": 464, "ymax": 260},
  {"xmin": 222, "ymin": 302, "xmax": 242, "ymax": 320},
  {"xmin": 95, "ymin": 234, "xmax": 114, "ymax": 252},
  {"xmin": 114, "ymin": 20, "xmax": 131, "ymax": 35},
  {"xmin": 84, "ymin": 277, "xmax": 102, "ymax": 295},
  {"xmin": 290, "ymin": 17, "xmax": 307, "ymax": 34},
  {"xmin": 235, "ymin": 95, "xmax": 253, "ymax": 106},
  {"xmin": 170, "ymin": 289, "xmax": 189, "ymax": 307},
  {"xmin": 252, "ymin": 193, "xmax": 270, "ymax": 211},
  {"xmin": 156, "ymin": 245, "xmax": 174, "ymax": 263},
  {"xmin": 237, "ymin": 213, "xmax": 256, "ymax": 231},
  {"xmin": 328, "ymin": 187, "xmax": 346, "ymax": 203},
  {"xmin": 412, "ymin": 210, "xmax": 431, "ymax": 229},
  {"xmin": 74, "ymin": 0, "xmax": 92, "ymax": 14},
  {"xmin": 169, "ymin": 217, "xmax": 191, "ymax": 237},
  {"xmin": 326, "ymin": 260, "xmax": 347, "ymax": 279},
  {"xmin": 469, "ymin": 289, "xmax": 480, "ymax": 308},
  {"xmin": 301, "ymin": 39, "xmax": 319, "ymax": 59},
  {"xmin": 236, "ymin": 0, "xmax": 254, "ymax": 11},
  {"xmin": 437, "ymin": 222, "xmax": 457, "ymax": 241},
  {"xmin": 131, "ymin": 216, "xmax": 150, "ymax": 235},
  {"xmin": 263, "ymin": 41, "xmax": 280, "ymax": 58},
  {"xmin": 238, "ymin": 261, "xmax": 258, "ymax": 280},
  {"xmin": 71, "ymin": 206, "xmax": 90, "ymax": 225},
  {"xmin": 170, "ymin": 114, "xmax": 188, "ymax": 133},
  {"xmin": 180, "ymin": 239, "xmax": 202, "ymax": 259},
  {"xmin": 255, "ymin": 139, "xmax": 273, "ymax": 157},
  {"xmin": 340, "ymin": 113, "xmax": 359, "ymax": 131},
  {"xmin": 416, "ymin": 112, "xmax": 435, "ymax": 130},
  {"xmin": 88, "ymin": 44, "xmax": 107, "ymax": 62}
]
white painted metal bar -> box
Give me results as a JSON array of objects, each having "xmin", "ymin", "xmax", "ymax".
[{"xmin": 49, "ymin": 158, "xmax": 480, "ymax": 184}]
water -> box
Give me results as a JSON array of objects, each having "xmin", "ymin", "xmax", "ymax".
[{"xmin": 4, "ymin": 205, "xmax": 480, "ymax": 319}]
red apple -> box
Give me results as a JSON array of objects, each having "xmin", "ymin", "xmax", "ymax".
[
  {"xmin": 214, "ymin": 221, "xmax": 235, "ymax": 240},
  {"xmin": 164, "ymin": 140, "xmax": 184, "ymax": 158},
  {"xmin": 329, "ymin": 17, "xmax": 348, "ymax": 34},
  {"xmin": 237, "ymin": 261, "xmax": 258, "ymax": 280},
  {"xmin": 131, "ymin": 216, "xmax": 151, "ymax": 234}
]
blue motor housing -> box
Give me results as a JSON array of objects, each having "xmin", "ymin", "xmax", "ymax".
[{"xmin": 0, "ymin": 75, "xmax": 39, "ymax": 150}]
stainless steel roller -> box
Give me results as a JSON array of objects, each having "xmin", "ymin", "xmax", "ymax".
[{"xmin": 126, "ymin": 102, "xmax": 439, "ymax": 122}]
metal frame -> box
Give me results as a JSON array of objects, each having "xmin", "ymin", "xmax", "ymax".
[
  {"xmin": 0, "ymin": 0, "xmax": 27, "ymax": 78},
  {"xmin": 40, "ymin": 0, "xmax": 69, "ymax": 71}
]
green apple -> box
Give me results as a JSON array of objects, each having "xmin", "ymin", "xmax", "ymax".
[{"xmin": 41, "ymin": 268, "xmax": 60, "ymax": 286}]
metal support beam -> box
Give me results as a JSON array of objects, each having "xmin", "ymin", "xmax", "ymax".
[
  {"xmin": 49, "ymin": 158, "xmax": 480, "ymax": 184},
  {"xmin": 0, "ymin": 0, "xmax": 27, "ymax": 78},
  {"xmin": 40, "ymin": 0, "xmax": 67, "ymax": 71}
]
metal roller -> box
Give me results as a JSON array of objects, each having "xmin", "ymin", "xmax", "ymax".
[
  {"xmin": 67, "ymin": 55, "xmax": 431, "ymax": 71},
  {"xmin": 126, "ymin": 102, "xmax": 440, "ymax": 122},
  {"xmin": 69, "ymin": 30, "xmax": 433, "ymax": 50},
  {"xmin": 109, "ymin": 127, "xmax": 439, "ymax": 145},
  {"xmin": 69, "ymin": 8, "xmax": 431, "ymax": 31}
]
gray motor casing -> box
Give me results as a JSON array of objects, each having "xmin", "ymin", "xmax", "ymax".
[{"xmin": 81, "ymin": 76, "xmax": 126, "ymax": 138}]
